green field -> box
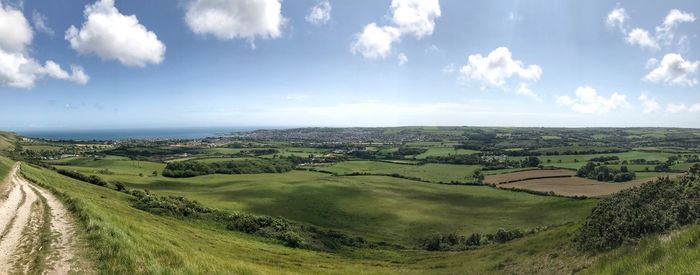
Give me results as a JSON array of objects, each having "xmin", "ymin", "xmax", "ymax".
[
  {"xmin": 48, "ymin": 157, "xmax": 596, "ymax": 246},
  {"xmin": 314, "ymin": 160, "xmax": 480, "ymax": 183},
  {"xmin": 48, "ymin": 155, "xmax": 165, "ymax": 176},
  {"xmin": 415, "ymin": 147, "xmax": 479, "ymax": 158},
  {"xmin": 21, "ymin": 163, "xmax": 611, "ymax": 274},
  {"xmin": 515, "ymin": 151, "xmax": 678, "ymax": 170}
]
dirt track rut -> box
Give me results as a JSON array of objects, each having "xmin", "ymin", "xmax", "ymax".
[{"xmin": 0, "ymin": 163, "xmax": 80, "ymax": 274}]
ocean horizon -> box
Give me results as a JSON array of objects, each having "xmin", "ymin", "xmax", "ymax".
[{"xmin": 17, "ymin": 127, "xmax": 277, "ymax": 141}]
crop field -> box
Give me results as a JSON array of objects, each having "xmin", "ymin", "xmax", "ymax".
[
  {"xmin": 313, "ymin": 160, "xmax": 480, "ymax": 183},
  {"xmin": 484, "ymin": 169, "xmax": 576, "ymax": 185},
  {"xmin": 498, "ymin": 175, "xmax": 678, "ymax": 197}
]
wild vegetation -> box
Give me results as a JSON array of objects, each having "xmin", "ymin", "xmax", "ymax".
[
  {"xmin": 575, "ymin": 165, "xmax": 700, "ymax": 252},
  {"xmin": 162, "ymin": 158, "xmax": 296, "ymax": 178},
  {"xmin": 6, "ymin": 127, "xmax": 700, "ymax": 273}
]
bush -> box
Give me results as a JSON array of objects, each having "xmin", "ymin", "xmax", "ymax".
[
  {"xmin": 56, "ymin": 169, "xmax": 108, "ymax": 186},
  {"xmin": 574, "ymin": 171, "xmax": 700, "ymax": 251},
  {"xmin": 577, "ymin": 162, "xmax": 636, "ymax": 182},
  {"xmin": 162, "ymin": 158, "xmax": 296, "ymax": 178}
]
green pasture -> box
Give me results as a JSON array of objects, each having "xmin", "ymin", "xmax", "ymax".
[{"xmin": 314, "ymin": 160, "xmax": 480, "ymax": 183}]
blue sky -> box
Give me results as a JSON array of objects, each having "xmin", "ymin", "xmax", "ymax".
[{"xmin": 0, "ymin": 0, "xmax": 698, "ymax": 130}]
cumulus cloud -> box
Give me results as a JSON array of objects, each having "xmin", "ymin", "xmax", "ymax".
[
  {"xmin": 397, "ymin": 53, "xmax": 408, "ymax": 65},
  {"xmin": 515, "ymin": 83, "xmax": 541, "ymax": 101},
  {"xmin": 305, "ymin": 1, "xmax": 330, "ymax": 26},
  {"xmin": 390, "ymin": 0, "xmax": 441, "ymax": 38},
  {"xmin": 644, "ymin": 53, "xmax": 699, "ymax": 87},
  {"xmin": 31, "ymin": 10, "xmax": 53, "ymax": 36},
  {"xmin": 656, "ymin": 9, "xmax": 696, "ymax": 46},
  {"xmin": 556, "ymin": 86, "xmax": 628, "ymax": 114},
  {"xmin": 185, "ymin": 0, "xmax": 284, "ymax": 43},
  {"xmin": 459, "ymin": 47, "xmax": 542, "ymax": 88},
  {"xmin": 0, "ymin": 2, "xmax": 32, "ymax": 53},
  {"xmin": 606, "ymin": 7, "xmax": 627, "ymax": 32},
  {"xmin": 609, "ymin": 7, "xmax": 695, "ymax": 51},
  {"xmin": 638, "ymin": 94, "xmax": 660, "ymax": 113},
  {"xmin": 351, "ymin": 23, "xmax": 400, "ymax": 59},
  {"xmin": 66, "ymin": 0, "xmax": 166, "ymax": 67},
  {"xmin": 0, "ymin": 50, "xmax": 89, "ymax": 88},
  {"xmin": 626, "ymin": 28, "xmax": 659, "ymax": 50},
  {"xmin": 351, "ymin": 0, "xmax": 441, "ymax": 60},
  {"xmin": 666, "ymin": 103, "xmax": 700, "ymax": 113},
  {"xmin": 0, "ymin": 3, "xmax": 88, "ymax": 88}
]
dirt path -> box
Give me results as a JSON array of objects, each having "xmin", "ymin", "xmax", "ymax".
[{"xmin": 0, "ymin": 163, "xmax": 81, "ymax": 274}]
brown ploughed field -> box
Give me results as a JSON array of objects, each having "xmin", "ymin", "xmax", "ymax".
[{"xmin": 484, "ymin": 169, "xmax": 576, "ymax": 185}]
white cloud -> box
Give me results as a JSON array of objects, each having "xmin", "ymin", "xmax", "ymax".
[
  {"xmin": 609, "ymin": 7, "xmax": 695, "ymax": 52},
  {"xmin": 65, "ymin": 0, "xmax": 165, "ymax": 67},
  {"xmin": 645, "ymin": 58, "xmax": 659, "ymax": 69},
  {"xmin": 352, "ymin": 0, "xmax": 441, "ymax": 60},
  {"xmin": 185, "ymin": 0, "xmax": 284, "ymax": 43},
  {"xmin": 397, "ymin": 53, "xmax": 408, "ymax": 65},
  {"xmin": 0, "ymin": 49, "xmax": 89, "ymax": 88},
  {"xmin": 606, "ymin": 7, "xmax": 627, "ymax": 32},
  {"xmin": 351, "ymin": 23, "xmax": 400, "ymax": 59},
  {"xmin": 656, "ymin": 9, "xmax": 696, "ymax": 46},
  {"xmin": 459, "ymin": 47, "xmax": 542, "ymax": 88},
  {"xmin": 305, "ymin": 1, "xmax": 330, "ymax": 26},
  {"xmin": 390, "ymin": 0, "xmax": 441, "ymax": 38},
  {"xmin": 0, "ymin": 2, "xmax": 32, "ymax": 53},
  {"xmin": 0, "ymin": 3, "xmax": 88, "ymax": 88},
  {"xmin": 666, "ymin": 103, "xmax": 700, "ymax": 113},
  {"xmin": 515, "ymin": 83, "xmax": 540, "ymax": 101},
  {"xmin": 556, "ymin": 86, "xmax": 628, "ymax": 114},
  {"xmin": 644, "ymin": 53, "xmax": 699, "ymax": 87},
  {"xmin": 626, "ymin": 28, "xmax": 659, "ymax": 50},
  {"xmin": 31, "ymin": 10, "xmax": 53, "ymax": 36},
  {"xmin": 638, "ymin": 94, "xmax": 660, "ymax": 113},
  {"xmin": 442, "ymin": 64, "xmax": 455, "ymax": 74}
]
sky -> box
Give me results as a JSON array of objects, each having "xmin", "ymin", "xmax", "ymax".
[{"xmin": 0, "ymin": 0, "xmax": 699, "ymax": 131}]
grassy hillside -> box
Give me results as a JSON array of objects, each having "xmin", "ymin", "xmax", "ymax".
[
  {"xmin": 0, "ymin": 155, "xmax": 14, "ymax": 183},
  {"xmin": 0, "ymin": 131, "xmax": 17, "ymax": 154},
  {"xmin": 47, "ymin": 157, "xmax": 596, "ymax": 246},
  {"xmin": 585, "ymin": 225, "xmax": 700, "ymax": 274},
  {"xmin": 21, "ymin": 163, "xmax": 606, "ymax": 274}
]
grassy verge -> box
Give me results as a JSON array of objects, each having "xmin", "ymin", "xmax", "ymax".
[{"xmin": 585, "ymin": 225, "xmax": 700, "ymax": 274}]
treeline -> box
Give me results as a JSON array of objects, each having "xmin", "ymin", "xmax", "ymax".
[
  {"xmin": 575, "ymin": 165, "xmax": 700, "ymax": 251},
  {"xmin": 131, "ymin": 190, "xmax": 400, "ymax": 251},
  {"xmin": 576, "ymin": 162, "xmax": 636, "ymax": 182},
  {"xmin": 56, "ymin": 169, "xmax": 108, "ymax": 186},
  {"xmin": 419, "ymin": 227, "xmax": 551, "ymax": 251},
  {"xmin": 348, "ymin": 147, "xmax": 427, "ymax": 160},
  {"xmin": 422, "ymin": 155, "xmax": 541, "ymax": 170},
  {"xmin": 162, "ymin": 158, "xmax": 296, "ymax": 178}
]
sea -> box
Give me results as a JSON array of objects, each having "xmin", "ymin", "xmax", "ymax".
[{"xmin": 17, "ymin": 127, "xmax": 275, "ymax": 141}]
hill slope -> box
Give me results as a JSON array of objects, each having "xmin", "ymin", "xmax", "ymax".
[
  {"xmin": 20, "ymin": 163, "xmax": 606, "ymax": 274},
  {"xmin": 0, "ymin": 132, "xmax": 17, "ymax": 155}
]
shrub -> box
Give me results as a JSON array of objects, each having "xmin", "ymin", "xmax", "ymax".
[
  {"xmin": 56, "ymin": 169, "xmax": 108, "ymax": 186},
  {"xmin": 574, "ymin": 171, "xmax": 700, "ymax": 251}
]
